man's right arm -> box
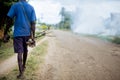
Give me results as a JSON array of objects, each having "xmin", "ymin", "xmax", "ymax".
[
  {"xmin": 3, "ymin": 16, "xmax": 13, "ymax": 42},
  {"xmin": 4, "ymin": 16, "xmax": 13, "ymax": 35}
]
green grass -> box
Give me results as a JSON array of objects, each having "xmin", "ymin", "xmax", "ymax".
[
  {"xmin": 0, "ymin": 40, "xmax": 48, "ymax": 80},
  {"xmin": 75, "ymin": 33, "xmax": 120, "ymax": 44},
  {"xmin": 0, "ymin": 36, "xmax": 44, "ymax": 63},
  {"xmin": 94, "ymin": 35, "xmax": 120, "ymax": 44},
  {"xmin": 0, "ymin": 39, "xmax": 14, "ymax": 63}
]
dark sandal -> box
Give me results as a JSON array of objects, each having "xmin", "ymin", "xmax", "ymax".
[{"xmin": 17, "ymin": 74, "xmax": 23, "ymax": 79}]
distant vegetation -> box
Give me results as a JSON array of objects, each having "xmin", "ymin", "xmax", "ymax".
[
  {"xmin": 108, "ymin": 36, "xmax": 120, "ymax": 44},
  {"xmin": 98, "ymin": 35, "xmax": 120, "ymax": 44},
  {"xmin": 56, "ymin": 7, "xmax": 72, "ymax": 30},
  {"xmin": 82, "ymin": 34, "xmax": 120, "ymax": 44}
]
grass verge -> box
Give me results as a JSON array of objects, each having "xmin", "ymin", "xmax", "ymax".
[
  {"xmin": 96, "ymin": 36, "xmax": 120, "ymax": 44},
  {"xmin": 76, "ymin": 33, "xmax": 120, "ymax": 44},
  {"xmin": 0, "ymin": 36, "xmax": 44, "ymax": 63},
  {"xmin": 0, "ymin": 39, "xmax": 14, "ymax": 63},
  {"xmin": 0, "ymin": 39, "xmax": 48, "ymax": 80}
]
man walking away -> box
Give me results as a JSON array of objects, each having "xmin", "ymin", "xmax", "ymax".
[{"xmin": 4, "ymin": 0, "xmax": 36, "ymax": 78}]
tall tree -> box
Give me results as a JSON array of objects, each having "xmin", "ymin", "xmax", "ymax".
[{"xmin": 59, "ymin": 7, "xmax": 72, "ymax": 29}]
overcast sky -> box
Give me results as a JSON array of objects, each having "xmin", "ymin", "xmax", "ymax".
[
  {"xmin": 29, "ymin": 0, "xmax": 62, "ymax": 24},
  {"xmin": 29, "ymin": 0, "xmax": 120, "ymax": 25},
  {"xmin": 28, "ymin": 0, "xmax": 120, "ymax": 35}
]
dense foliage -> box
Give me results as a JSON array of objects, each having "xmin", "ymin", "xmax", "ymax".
[
  {"xmin": 0, "ymin": 0, "xmax": 18, "ymax": 45},
  {"xmin": 0, "ymin": 0, "xmax": 18, "ymax": 28}
]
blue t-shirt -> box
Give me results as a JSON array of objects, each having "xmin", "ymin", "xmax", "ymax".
[{"xmin": 7, "ymin": 1, "xmax": 36, "ymax": 37}]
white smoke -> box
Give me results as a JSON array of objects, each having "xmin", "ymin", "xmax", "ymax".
[
  {"xmin": 51, "ymin": 0, "xmax": 120, "ymax": 36},
  {"xmin": 72, "ymin": 1, "xmax": 120, "ymax": 35},
  {"xmin": 107, "ymin": 13, "xmax": 120, "ymax": 36},
  {"xmin": 30, "ymin": 0, "xmax": 120, "ymax": 36}
]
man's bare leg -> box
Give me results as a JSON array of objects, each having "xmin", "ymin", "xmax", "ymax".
[
  {"xmin": 17, "ymin": 53, "xmax": 23, "ymax": 78},
  {"xmin": 23, "ymin": 52, "xmax": 28, "ymax": 71}
]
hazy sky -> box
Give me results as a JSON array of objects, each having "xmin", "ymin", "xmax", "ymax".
[
  {"xmin": 29, "ymin": 0, "xmax": 62, "ymax": 24},
  {"xmin": 29, "ymin": 0, "xmax": 120, "ymax": 35},
  {"xmin": 29, "ymin": 0, "xmax": 120, "ymax": 24}
]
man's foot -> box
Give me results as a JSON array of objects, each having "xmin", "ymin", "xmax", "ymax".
[{"xmin": 17, "ymin": 74, "xmax": 23, "ymax": 79}]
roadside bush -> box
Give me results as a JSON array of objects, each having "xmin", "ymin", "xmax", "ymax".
[{"xmin": 112, "ymin": 37, "xmax": 120, "ymax": 44}]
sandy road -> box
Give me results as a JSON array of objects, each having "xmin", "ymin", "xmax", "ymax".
[{"xmin": 38, "ymin": 30, "xmax": 120, "ymax": 80}]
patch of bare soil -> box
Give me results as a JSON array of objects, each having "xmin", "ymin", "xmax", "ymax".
[{"xmin": 37, "ymin": 30, "xmax": 120, "ymax": 80}]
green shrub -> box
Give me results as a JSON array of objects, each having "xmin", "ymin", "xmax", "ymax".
[{"xmin": 112, "ymin": 37, "xmax": 120, "ymax": 44}]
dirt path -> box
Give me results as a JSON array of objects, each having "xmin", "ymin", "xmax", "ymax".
[
  {"xmin": 37, "ymin": 30, "xmax": 120, "ymax": 80},
  {"xmin": 0, "ymin": 30, "xmax": 120, "ymax": 80}
]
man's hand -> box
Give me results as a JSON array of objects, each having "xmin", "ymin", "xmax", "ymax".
[
  {"xmin": 31, "ymin": 38, "xmax": 36, "ymax": 47},
  {"xmin": 26, "ymin": 38, "xmax": 36, "ymax": 47}
]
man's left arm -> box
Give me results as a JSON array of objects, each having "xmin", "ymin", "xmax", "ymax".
[
  {"xmin": 31, "ymin": 21, "xmax": 36, "ymax": 39},
  {"xmin": 30, "ymin": 7, "xmax": 36, "ymax": 45}
]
